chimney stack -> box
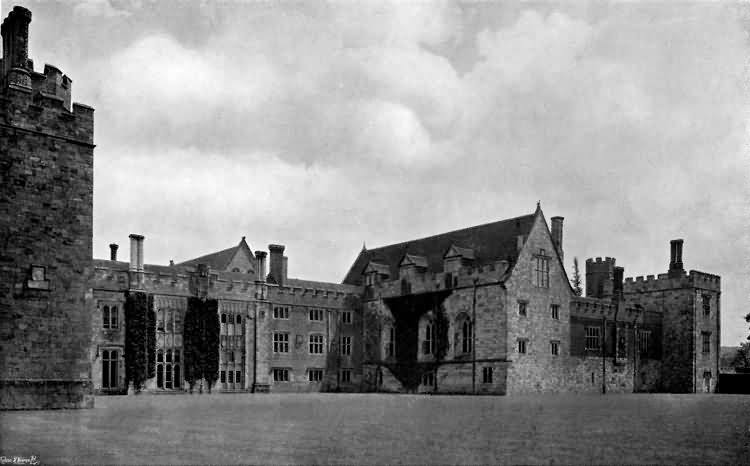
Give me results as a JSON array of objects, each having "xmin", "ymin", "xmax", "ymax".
[
  {"xmin": 1, "ymin": 6, "xmax": 32, "ymax": 84},
  {"xmin": 268, "ymin": 244, "xmax": 285, "ymax": 286},
  {"xmin": 669, "ymin": 239, "xmax": 684, "ymax": 278},
  {"xmin": 109, "ymin": 243, "xmax": 119, "ymax": 261},
  {"xmin": 613, "ymin": 266, "xmax": 624, "ymax": 302},
  {"xmin": 128, "ymin": 234, "xmax": 144, "ymax": 272},
  {"xmin": 551, "ymin": 216, "xmax": 564, "ymax": 260},
  {"xmin": 255, "ymin": 250, "xmax": 267, "ymax": 283}
]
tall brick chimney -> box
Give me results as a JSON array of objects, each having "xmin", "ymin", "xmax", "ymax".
[
  {"xmin": 613, "ymin": 266, "xmax": 624, "ymax": 302},
  {"xmin": 550, "ymin": 216, "xmax": 564, "ymax": 260},
  {"xmin": 268, "ymin": 244, "xmax": 285, "ymax": 286},
  {"xmin": 109, "ymin": 243, "xmax": 118, "ymax": 261},
  {"xmin": 255, "ymin": 250, "xmax": 267, "ymax": 283},
  {"xmin": 668, "ymin": 239, "xmax": 684, "ymax": 278},
  {"xmin": 128, "ymin": 234, "xmax": 144, "ymax": 272},
  {"xmin": 1, "ymin": 6, "xmax": 32, "ymax": 85}
]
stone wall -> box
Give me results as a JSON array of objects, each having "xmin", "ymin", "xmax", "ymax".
[{"xmin": 0, "ymin": 14, "xmax": 95, "ymax": 407}]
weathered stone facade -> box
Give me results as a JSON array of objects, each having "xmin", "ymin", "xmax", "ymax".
[{"xmin": 0, "ymin": 7, "xmax": 95, "ymax": 409}]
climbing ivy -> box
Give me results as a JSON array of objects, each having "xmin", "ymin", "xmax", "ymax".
[
  {"xmin": 124, "ymin": 291, "xmax": 155, "ymax": 392},
  {"xmin": 183, "ymin": 297, "xmax": 220, "ymax": 393}
]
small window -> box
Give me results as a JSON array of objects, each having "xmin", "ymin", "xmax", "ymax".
[
  {"xmin": 273, "ymin": 332, "xmax": 290, "ymax": 353},
  {"xmin": 236, "ymin": 315, "xmax": 242, "ymax": 324},
  {"xmin": 102, "ymin": 304, "xmax": 119, "ymax": 330},
  {"xmin": 342, "ymin": 311, "xmax": 352, "ymax": 325},
  {"xmin": 340, "ymin": 369, "xmax": 352, "ymax": 383},
  {"xmin": 102, "ymin": 305, "xmax": 110, "ymax": 329},
  {"xmin": 423, "ymin": 321, "xmax": 435, "ymax": 355},
  {"xmin": 638, "ymin": 330, "xmax": 651, "ymax": 356},
  {"xmin": 308, "ymin": 369, "xmax": 324, "ymax": 382},
  {"xmin": 551, "ymin": 304, "xmax": 560, "ymax": 320},
  {"xmin": 702, "ymin": 295, "xmax": 711, "ymax": 316},
  {"xmin": 702, "ymin": 332, "xmax": 711, "ymax": 354},
  {"xmin": 585, "ymin": 326, "xmax": 601, "ymax": 350},
  {"xmin": 340, "ymin": 336, "xmax": 352, "ymax": 356},
  {"xmin": 517, "ymin": 339, "xmax": 528, "ymax": 354},
  {"xmin": 273, "ymin": 368, "xmax": 289, "ymax": 382},
  {"xmin": 232, "ymin": 268, "xmax": 240, "ymax": 273},
  {"xmin": 235, "ymin": 370, "xmax": 241, "ymax": 385},
  {"xmin": 482, "ymin": 367, "xmax": 493, "ymax": 384},
  {"xmin": 309, "ymin": 334, "xmax": 324, "ymax": 354},
  {"xmin": 444, "ymin": 273, "xmax": 453, "ymax": 289},
  {"xmin": 309, "ymin": 308, "xmax": 324, "ymax": 321},
  {"xmin": 221, "ymin": 313, "xmax": 227, "ymax": 324},
  {"xmin": 157, "ymin": 350, "xmax": 163, "ymax": 363},
  {"xmin": 228, "ymin": 351, "xmax": 234, "ymax": 363},
  {"xmin": 422, "ymin": 372, "xmax": 435, "ymax": 387},
  {"xmin": 227, "ymin": 370, "xmax": 234, "ymax": 384},
  {"xmin": 550, "ymin": 340, "xmax": 560, "ymax": 356},
  {"xmin": 220, "ymin": 370, "xmax": 226, "ymax": 384},
  {"xmin": 518, "ymin": 301, "xmax": 527, "ymax": 317},
  {"xmin": 273, "ymin": 306, "xmax": 290, "ymax": 319}
]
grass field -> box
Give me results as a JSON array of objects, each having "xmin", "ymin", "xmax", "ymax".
[{"xmin": 1, "ymin": 393, "xmax": 749, "ymax": 465}]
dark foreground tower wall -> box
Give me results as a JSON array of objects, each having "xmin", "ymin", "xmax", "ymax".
[{"xmin": 0, "ymin": 6, "xmax": 95, "ymax": 409}]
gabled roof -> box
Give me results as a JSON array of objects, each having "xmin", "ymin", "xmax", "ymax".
[
  {"xmin": 400, "ymin": 254, "xmax": 428, "ymax": 268},
  {"xmin": 364, "ymin": 261, "xmax": 390, "ymax": 276},
  {"xmin": 342, "ymin": 211, "xmax": 536, "ymax": 285},
  {"xmin": 177, "ymin": 237, "xmax": 254, "ymax": 272},
  {"xmin": 444, "ymin": 244, "xmax": 475, "ymax": 260}
]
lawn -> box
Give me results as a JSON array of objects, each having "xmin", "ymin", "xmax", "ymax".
[{"xmin": 1, "ymin": 393, "xmax": 749, "ymax": 465}]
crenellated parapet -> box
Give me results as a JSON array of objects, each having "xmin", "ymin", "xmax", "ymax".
[{"xmin": 1, "ymin": 6, "xmax": 93, "ymax": 145}]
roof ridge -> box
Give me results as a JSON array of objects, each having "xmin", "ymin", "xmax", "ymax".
[
  {"xmin": 364, "ymin": 212, "xmax": 535, "ymax": 252},
  {"xmin": 176, "ymin": 244, "xmax": 237, "ymax": 266}
]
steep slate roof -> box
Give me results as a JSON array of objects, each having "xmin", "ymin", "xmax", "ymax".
[
  {"xmin": 177, "ymin": 237, "xmax": 253, "ymax": 271},
  {"xmin": 342, "ymin": 211, "xmax": 537, "ymax": 285}
]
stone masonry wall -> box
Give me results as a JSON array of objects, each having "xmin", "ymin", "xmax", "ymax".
[{"xmin": 0, "ymin": 81, "xmax": 95, "ymax": 409}]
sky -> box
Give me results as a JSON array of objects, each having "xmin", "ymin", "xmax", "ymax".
[{"xmin": 3, "ymin": 0, "xmax": 749, "ymax": 345}]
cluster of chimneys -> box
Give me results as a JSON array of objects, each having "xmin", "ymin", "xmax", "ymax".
[{"xmin": 108, "ymin": 235, "xmax": 289, "ymax": 285}]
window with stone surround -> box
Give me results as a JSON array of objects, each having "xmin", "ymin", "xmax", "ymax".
[
  {"xmin": 702, "ymin": 332, "xmax": 711, "ymax": 354},
  {"xmin": 423, "ymin": 321, "xmax": 435, "ymax": 355},
  {"xmin": 273, "ymin": 332, "xmax": 289, "ymax": 353},
  {"xmin": 309, "ymin": 308, "xmax": 324, "ymax": 321},
  {"xmin": 273, "ymin": 306, "xmax": 290, "ymax": 319},
  {"xmin": 385, "ymin": 325, "xmax": 395, "ymax": 358},
  {"xmin": 340, "ymin": 336, "xmax": 352, "ymax": 356},
  {"xmin": 551, "ymin": 304, "xmax": 560, "ymax": 320},
  {"xmin": 340, "ymin": 369, "xmax": 352, "ymax": 383},
  {"xmin": 638, "ymin": 330, "xmax": 651, "ymax": 356},
  {"xmin": 308, "ymin": 369, "xmax": 323, "ymax": 382},
  {"xmin": 101, "ymin": 349, "xmax": 119, "ymax": 389},
  {"xmin": 550, "ymin": 340, "xmax": 560, "ymax": 356},
  {"xmin": 702, "ymin": 295, "xmax": 711, "ymax": 316},
  {"xmin": 342, "ymin": 310, "xmax": 352, "ymax": 324},
  {"xmin": 273, "ymin": 368, "xmax": 289, "ymax": 382},
  {"xmin": 422, "ymin": 371, "xmax": 435, "ymax": 387},
  {"xmin": 585, "ymin": 326, "xmax": 601, "ymax": 350},
  {"xmin": 309, "ymin": 334, "xmax": 324, "ymax": 354},
  {"xmin": 482, "ymin": 366, "xmax": 493, "ymax": 384},
  {"xmin": 517, "ymin": 338, "xmax": 528, "ymax": 354},
  {"xmin": 457, "ymin": 315, "xmax": 473, "ymax": 354},
  {"xmin": 518, "ymin": 301, "xmax": 527, "ymax": 317},
  {"xmin": 102, "ymin": 304, "xmax": 119, "ymax": 329},
  {"xmin": 534, "ymin": 251, "xmax": 550, "ymax": 288}
]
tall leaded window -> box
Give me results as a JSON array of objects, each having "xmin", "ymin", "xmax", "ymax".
[
  {"xmin": 535, "ymin": 251, "xmax": 550, "ymax": 288},
  {"xmin": 461, "ymin": 319, "xmax": 473, "ymax": 353},
  {"xmin": 386, "ymin": 326, "xmax": 395, "ymax": 358},
  {"xmin": 423, "ymin": 321, "xmax": 435, "ymax": 355},
  {"xmin": 702, "ymin": 332, "xmax": 711, "ymax": 354},
  {"xmin": 342, "ymin": 311, "xmax": 352, "ymax": 325},
  {"xmin": 273, "ymin": 332, "xmax": 289, "ymax": 353},
  {"xmin": 273, "ymin": 368, "xmax": 290, "ymax": 382},
  {"xmin": 585, "ymin": 326, "xmax": 601, "ymax": 350},
  {"xmin": 102, "ymin": 305, "xmax": 119, "ymax": 329},
  {"xmin": 102, "ymin": 349, "xmax": 119, "ymax": 389},
  {"xmin": 702, "ymin": 295, "xmax": 711, "ymax": 316},
  {"xmin": 638, "ymin": 330, "xmax": 651, "ymax": 356},
  {"xmin": 341, "ymin": 336, "xmax": 352, "ymax": 356},
  {"xmin": 309, "ymin": 334, "xmax": 324, "ymax": 354}
]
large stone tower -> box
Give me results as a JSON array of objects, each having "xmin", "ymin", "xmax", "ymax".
[{"xmin": 0, "ymin": 6, "xmax": 95, "ymax": 409}]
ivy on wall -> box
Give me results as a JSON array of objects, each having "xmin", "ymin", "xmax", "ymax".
[
  {"xmin": 184, "ymin": 297, "xmax": 220, "ymax": 392},
  {"xmin": 124, "ymin": 291, "xmax": 156, "ymax": 392}
]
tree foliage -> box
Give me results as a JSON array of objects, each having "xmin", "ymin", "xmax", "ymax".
[
  {"xmin": 571, "ymin": 257, "xmax": 583, "ymax": 296},
  {"xmin": 124, "ymin": 291, "xmax": 155, "ymax": 391}
]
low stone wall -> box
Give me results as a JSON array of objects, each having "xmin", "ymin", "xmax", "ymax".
[{"xmin": 0, "ymin": 380, "xmax": 94, "ymax": 410}]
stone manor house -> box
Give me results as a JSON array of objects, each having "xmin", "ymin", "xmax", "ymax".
[{"xmin": 0, "ymin": 7, "xmax": 721, "ymax": 409}]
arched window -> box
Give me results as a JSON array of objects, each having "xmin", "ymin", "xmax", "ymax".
[
  {"xmin": 236, "ymin": 315, "xmax": 242, "ymax": 325},
  {"xmin": 423, "ymin": 321, "xmax": 435, "ymax": 355},
  {"xmin": 166, "ymin": 350, "xmax": 172, "ymax": 363},
  {"xmin": 157, "ymin": 350, "xmax": 163, "ymax": 363},
  {"xmin": 232, "ymin": 267, "xmax": 240, "ymax": 273},
  {"xmin": 157, "ymin": 309, "xmax": 165, "ymax": 331},
  {"xmin": 221, "ymin": 313, "xmax": 227, "ymax": 324},
  {"xmin": 166, "ymin": 310, "xmax": 173, "ymax": 332},
  {"xmin": 385, "ymin": 325, "xmax": 395, "ymax": 358},
  {"xmin": 462, "ymin": 319, "xmax": 473, "ymax": 353},
  {"xmin": 165, "ymin": 363, "xmax": 172, "ymax": 389},
  {"xmin": 110, "ymin": 306, "xmax": 118, "ymax": 328}
]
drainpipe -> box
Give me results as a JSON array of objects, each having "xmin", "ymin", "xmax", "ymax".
[{"xmin": 472, "ymin": 278, "xmax": 478, "ymax": 394}]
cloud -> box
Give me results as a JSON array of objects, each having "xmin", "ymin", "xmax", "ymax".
[{"xmin": 73, "ymin": 0, "xmax": 132, "ymax": 18}]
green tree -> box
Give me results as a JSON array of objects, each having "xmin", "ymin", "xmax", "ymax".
[{"xmin": 571, "ymin": 257, "xmax": 583, "ymax": 296}]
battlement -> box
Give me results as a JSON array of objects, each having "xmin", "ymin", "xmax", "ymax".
[
  {"xmin": 623, "ymin": 268, "xmax": 720, "ymax": 293},
  {"xmin": 688, "ymin": 270, "xmax": 721, "ymax": 290},
  {"xmin": 1, "ymin": 7, "xmax": 93, "ymax": 145},
  {"xmin": 586, "ymin": 257, "xmax": 616, "ymax": 265}
]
